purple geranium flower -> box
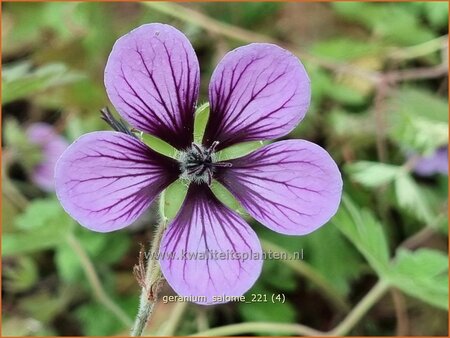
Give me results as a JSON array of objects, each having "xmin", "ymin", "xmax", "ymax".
[
  {"xmin": 55, "ymin": 24, "xmax": 342, "ymax": 304},
  {"xmin": 413, "ymin": 146, "xmax": 448, "ymax": 176},
  {"xmin": 26, "ymin": 122, "xmax": 68, "ymax": 192}
]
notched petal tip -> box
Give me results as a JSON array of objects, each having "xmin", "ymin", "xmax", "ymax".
[
  {"xmin": 55, "ymin": 131, "xmax": 178, "ymax": 232},
  {"xmin": 205, "ymin": 43, "xmax": 311, "ymax": 149},
  {"xmin": 104, "ymin": 23, "xmax": 200, "ymax": 150},
  {"xmin": 217, "ymin": 140, "xmax": 343, "ymax": 236},
  {"xmin": 159, "ymin": 184, "xmax": 263, "ymax": 304}
]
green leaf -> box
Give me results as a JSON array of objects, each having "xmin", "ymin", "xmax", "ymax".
[
  {"xmin": 326, "ymin": 81, "xmax": 368, "ymax": 106},
  {"xmin": 161, "ymin": 180, "xmax": 189, "ymax": 221},
  {"xmin": 394, "ymin": 173, "xmax": 434, "ymax": 223},
  {"xmin": 3, "ymin": 256, "xmax": 39, "ymax": 293},
  {"xmin": 423, "ymin": 2, "xmax": 449, "ymax": 29},
  {"xmin": 92, "ymin": 232, "xmax": 130, "ymax": 264},
  {"xmin": 3, "ymin": 118, "xmax": 28, "ymax": 148},
  {"xmin": 3, "ymin": 225, "xmax": 70, "ymax": 257},
  {"xmin": 304, "ymin": 63, "xmax": 371, "ymax": 107},
  {"xmin": 1, "ymin": 193, "xmax": 20, "ymax": 233},
  {"xmin": 238, "ymin": 284, "xmax": 297, "ymax": 335},
  {"xmin": 55, "ymin": 244, "xmax": 82, "ymax": 282},
  {"xmin": 193, "ymin": 102, "xmax": 210, "ymax": 143},
  {"xmin": 311, "ymin": 38, "xmax": 383, "ymax": 61},
  {"xmin": 3, "ymin": 3, "xmax": 84, "ymax": 55},
  {"xmin": 15, "ymin": 197, "xmax": 66, "ymax": 230},
  {"xmin": 19, "ymin": 286, "xmax": 74, "ymax": 324},
  {"xmin": 2, "ymin": 316, "xmax": 56, "ymax": 336},
  {"xmin": 386, "ymin": 248, "xmax": 448, "ymax": 310},
  {"xmin": 3, "ymin": 198, "xmax": 73, "ymax": 256},
  {"xmin": 387, "ymin": 88, "xmax": 448, "ymax": 154},
  {"xmin": 141, "ymin": 133, "xmax": 178, "ymax": 159},
  {"xmin": 56, "ymin": 229, "xmax": 130, "ymax": 282},
  {"xmin": 332, "ymin": 3, "xmax": 436, "ymax": 45},
  {"xmin": 202, "ymin": 2, "xmax": 281, "ymax": 28},
  {"xmin": 2, "ymin": 62, "xmax": 84, "ymax": 104},
  {"xmin": 347, "ymin": 161, "xmax": 401, "ymax": 188},
  {"xmin": 216, "ymin": 141, "xmax": 265, "ymax": 161},
  {"xmin": 1, "ymin": 61, "xmax": 32, "ymax": 81},
  {"xmin": 332, "ymin": 195, "xmax": 390, "ymax": 274},
  {"xmin": 300, "ymin": 225, "xmax": 363, "ymax": 295},
  {"xmin": 239, "ymin": 299, "xmax": 297, "ymax": 327},
  {"xmin": 3, "ymin": 118, "xmax": 43, "ymax": 168},
  {"xmin": 328, "ymin": 109, "xmax": 376, "ymax": 143},
  {"xmin": 259, "ymin": 225, "xmax": 362, "ymax": 297},
  {"xmin": 261, "ymin": 258, "xmax": 298, "ymax": 292},
  {"xmin": 77, "ymin": 302, "xmax": 117, "ymax": 335}
]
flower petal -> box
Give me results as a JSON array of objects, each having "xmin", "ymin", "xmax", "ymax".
[
  {"xmin": 204, "ymin": 43, "xmax": 310, "ymax": 149},
  {"xmin": 217, "ymin": 140, "xmax": 342, "ymax": 235},
  {"xmin": 26, "ymin": 123, "xmax": 68, "ymax": 192},
  {"xmin": 159, "ymin": 184, "xmax": 262, "ymax": 304},
  {"xmin": 413, "ymin": 146, "xmax": 448, "ymax": 176},
  {"xmin": 55, "ymin": 131, "xmax": 178, "ymax": 232},
  {"xmin": 104, "ymin": 23, "xmax": 200, "ymax": 149}
]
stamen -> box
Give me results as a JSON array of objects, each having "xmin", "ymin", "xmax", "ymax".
[
  {"xmin": 179, "ymin": 141, "xmax": 232, "ymax": 185},
  {"xmin": 206, "ymin": 141, "xmax": 220, "ymax": 157},
  {"xmin": 191, "ymin": 143, "xmax": 203, "ymax": 156},
  {"xmin": 187, "ymin": 166, "xmax": 203, "ymax": 175},
  {"xmin": 212, "ymin": 162, "xmax": 232, "ymax": 168},
  {"xmin": 206, "ymin": 170, "xmax": 212, "ymax": 186}
]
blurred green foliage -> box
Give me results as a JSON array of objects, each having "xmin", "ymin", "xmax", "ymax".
[{"xmin": 2, "ymin": 2, "xmax": 448, "ymax": 336}]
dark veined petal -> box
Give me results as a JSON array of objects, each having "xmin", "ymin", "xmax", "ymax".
[
  {"xmin": 204, "ymin": 43, "xmax": 310, "ymax": 150},
  {"xmin": 216, "ymin": 140, "xmax": 342, "ymax": 235},
  {"xmin": 159, "ymin": 184, "xmax": 262, "ymax": 304},
  {"xmin": 104, "ymin": 23, "xmax": 200, "ymax": 149},
  {"xmin": 55, "ymin": 131, "xmax": 179, "ymax": 232}
]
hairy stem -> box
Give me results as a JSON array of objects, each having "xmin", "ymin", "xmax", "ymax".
[
  {"xmin": 130, "ymin": 222, "xmax": 166, "ymax": 336},
  {"xmin": 66, "ymin": 232, "xmax": 133, "ymax": 327}
]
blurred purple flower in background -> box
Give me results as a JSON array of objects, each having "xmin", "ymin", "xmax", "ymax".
[
  {"xmin": 55, "ymin": 24, "xmax": 342, "ymax": 304},
  {"xmin": 26, "ymin": 122, "xmax": 68, "ymax": 192},
  {"xmin": 413, "ymin": 146, "xmax": 448, "ymax": 176}
]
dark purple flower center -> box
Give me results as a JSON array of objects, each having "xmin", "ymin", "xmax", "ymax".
[{"xmin": 179, "ymin": 141, "xmax": 231, "ymax": 185}]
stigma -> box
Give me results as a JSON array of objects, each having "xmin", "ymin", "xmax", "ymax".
[{"xmin": 178, "ymin": 141, "xmax": 231, "ymax": 185}]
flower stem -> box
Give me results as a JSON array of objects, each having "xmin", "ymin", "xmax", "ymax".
[
  {"xmin": 388, "ymin": 34, "xmax": 448, "ymax": 60},
  {"xmin": 144, "ymin": 2, "xmax": 377, "ymax": 82},
  {"xmin": 130, "ymin": 222, "xmax": 166, "ymax": 336},
  {"xmin": 190, "ymin": 322, "xmax": 323, "ymax": 336},
  {"xmin": 65, "ymin": 232, "xmax": 133, "ymax": 327},
  {"xmin": 158, "ymin": 301, "xmax": 189, "ymax": 335},
  {"xmin": 328, "ymin": 279, "xmax": 389, "ymax": 336},
  {"xmin": 191, "ymin": 279, "xmax": 389, "ymax": 336}
]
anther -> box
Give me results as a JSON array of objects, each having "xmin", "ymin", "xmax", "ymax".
[
  {"xmin": 191, "ymin": 143, "xmax": 203, "ymax": 156},
  {"xmin": 206, "ymin": 141, "xmax": 220, "ymax": 157},
  {"xmin": 212, "ymin": 162, "xmax": 232, "ymax": 168},
  {"xmin": 179, "ymin": 141, "xmax": 232, "ymax": 185}
]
